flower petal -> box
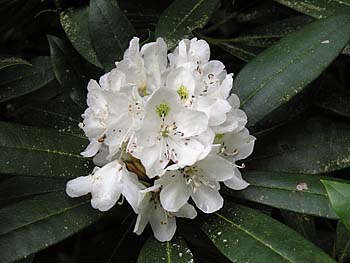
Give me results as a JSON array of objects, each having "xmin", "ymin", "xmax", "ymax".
[
  {"xmin": 81, "ymin": 139, "xmax": 101, "ymax": 157},
  {"xmin": 224, "ymin": 167, "xmax": 250, "ymax": 190},
  {"xmin": 150, "ymin": 205, "xmax": 177, "ymax": 242},
  {"xmin": 158, "ymin": 173, "xmax": 190, "ymax": 212},
  {"xmin": 191, "ymin": 185, "xmax": 223, "ymax": 213},
  {"xmin": 66, "ymin": 175, "xmax": 93, "ymax": 198},
  {"xmin": 197, "ymin": 154, "xmax": 235, "ymax": 182},
  {"xmin": 174, "ymin": 203, "xmax": 197, "ymax": 219}
]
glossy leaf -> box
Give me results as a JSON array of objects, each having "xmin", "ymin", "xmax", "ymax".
[
  {"xmin": 226, "ymin": 171, "xmax": 338, "ymax": 219},
  {"xmin": 336, "ymin": 222, "xmax": 350, "ymax": 263},
  {"xmin": 137, "ymin": 235, "xmax": 194, "ymax": 263},
  {"xmin": 60, "ymin": 6, "xmax": 102, "ymax": 68},
  {"xmin": 89, "ymin": 0, "xmax": 136, "ymax": 71},
  {"xmin": 18, "ymin": 95, "xmax": 83, "ymax": 137},
  {"xmin": 0, "ymin": 191, "xmax": 102, "ymax": 263},
  {"xmin": 48, "ymin": 35, "xmax": 88, "ymax": 107},
  {"xmin": 155, "ymin": 0, "xmax": 219, "ymax": 49},
  {"xmin": 234, "ymin": 15, "xmax": 350, "ymax": 127},
  {"xmin": 0, "ymin": 56, "xmax": 55, "ymax": 103},
  {"xmin": 218, "ymin": 42, "xmax": 261, "ymax": 62},
  {"xmin": 281, "ymin": 211, "xmax": 317, "ymax": 242},
  {"xmin": 273, "ymin": 0, "xmax": 350, "ymax": 55},
  {"xmin": 274, "ymin": 0, "xmax": 350, "ymax": 19},
  {"xmin": 321, "ymin": 180, "xmax": 350, "ymax": 230},
  {"xmin": 247, "ymin": 117, "xmax": 350, "ymax": 174},
  {"xmin": 201, "ymin": 203, "xmax": 336, "ymax": 263},
  {"xmin": 0, "ymin": 122, "xmax": 92, "ymax": 178},
  {"xmin": 0, "ymin": 57, "xmax": 31, "ymax": 70},
  {"xmin": 0, "ymin": 176, "xmax": 66, "ymax": 201}
]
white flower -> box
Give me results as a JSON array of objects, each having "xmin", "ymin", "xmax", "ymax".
[
  {"xmin": 215, "ymin": 128, "xmax": 256, "ymax": 189},
  {"xmin": 66, "ymin": 160, "xmax": 143, "ymax": 212},
  {"xmin": 116, "ymin": 37, "xmax": 167, "ymax": 95},
  {"xmin": 156, "ymin": 152, "xmax": 248, "ymax": 214},
  {"xmin": 130, "ymin": 88, "xmax": 210, "ymax": 178},
  {"xmin": 133, "ymin": 185, "xmax": 197, "ymax": 242}
]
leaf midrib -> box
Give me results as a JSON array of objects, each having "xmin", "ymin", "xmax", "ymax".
[
  {"xmin": 215, "ymin": 212, "xmax": 293, "ymax": 263},
  {"xmin": 0, "ymin": 195, "xmax": 90, "ymax": 236},
  {"xmin": 0, "ymin": 144, "xmax": 85, "ymax": 159},
  {"xmin": 240, "ymin": 18, "xmax": 347, "ymax": 107}
]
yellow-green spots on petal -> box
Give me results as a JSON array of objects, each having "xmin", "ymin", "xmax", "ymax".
[
  {"xmin": 177, "ymin": 85, "xmax": 189, "ymax": 100},
  {"xmin": 138, "ymin": 82, "xmax": 147, "ymax": 96},
  {"xmin": 215, "ymin": 134, "xmax": 224, "ymax": 140},
  {"xmin": 156, "ymin": 103, "xmax": 171, "ymax": 118}
]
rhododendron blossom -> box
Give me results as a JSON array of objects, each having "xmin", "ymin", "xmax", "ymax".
[{"xmin": 66, "ymin": 37, "xmax": 255, "ymax": 241}]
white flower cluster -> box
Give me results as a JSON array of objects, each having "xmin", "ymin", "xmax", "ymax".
[{"xmin": 66, "ymin": 37, "xmax": 255, "ymax": 241}]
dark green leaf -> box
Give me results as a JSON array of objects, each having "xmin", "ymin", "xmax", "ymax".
[
  {"xmin": 201, "ymin": 203, "xmax": 336, "ymax": 263},
  {"xmin": 274, "ymin": 0, "xmax": 350, "ymax": 19},
  {"xmin": 137, "ymin": 235, "xmax": 194, "ymax": 263},
  {"xmin": 217, "ymin": 42, "xmax": 261, "ymax": 62},
  {"xmin": 18, "ymin": 95, "xmax": 83, "ymax": 136},
  {"xmin": 0, "ymin": 57, "xmax": 31, "ymax": 70},
  {"xmin": 0, "ymin": 122, "xmax": 92, "ymax": 178},
  {"xmin": 336, "ymin": 222, "xmax": 350, "ymax": 263},
  {"xmin": 247, "ymin": 117, "xmax": 350, "ymax": 174},
  {"xmin": 273, "ymin": 0, "xmax": 350, "ymax": 55},
  {"xmin": 0, "ymin": 56, "xmax": 55, "ymax": 103},
  {"xmin": 0, "ymin": 176, "xmax": 66, "ymax": 201},
  {"xmin": 225, "ymin": 171, "xmax": 338, "ymax": 219},
  {"xmin": 234, "ymin": 15, "xmax": 350, "ymax": 127},
  {"xmin": 47, "ymin": 35, "xmax": 88, "ymax": 107},
  {"xmin": 281, "ymin": 211, "xmax": 317, "ymax": 242},
  {"xmin": 60, "ymin": 6, "xmax": 102, "ymax": 68},
  {"xmin": 89, "ymin": 0, "xmax": 136, "ymax": 71},
  {"xmin": 155, "ymin": 0, "xmax": 219, "ymax": 49},
  {"xmin": 321, "ymin": 180, "xmax": 350, "ymax": 230},
  {"xmin": 0, "ymin": 191, "xmax": 102, "ymax": 263}
]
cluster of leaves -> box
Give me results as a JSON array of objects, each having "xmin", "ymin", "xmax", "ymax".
[{"xmin": 0, "ymin": 0, "xmax": 350, "ymax": 262}]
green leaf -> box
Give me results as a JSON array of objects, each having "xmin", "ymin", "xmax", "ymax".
[
  {"xmin": 273, "ymin": 0, "xmax": 350, "ymax": 55},
  {"xmin": 201, "ymin": 203, "xmax": 336, "ymax": 263},
  {"xmin": 336, "ymin": 222, "xmax": 350, "ymax": 263},
  {"xmin": 0, "ymin": 176, "xmax": 66, "ymax": 201},
  {"xmin": 155, "ymin": 0, "xmax": 219, "ymax": 49},
  {"xmin": 0, "ymin": 57, "xmax": 31, "ymax": 70},
  {"xmin": 321, "ymin": 180, "xmax": 350, "ymax": 230},
  {"xmin": 0, "ymin": 191, "xmax": 102, "ymax": 263},
  {"xmin": 274, "ymin": 0, "xmax": 350, "ymax": 19},
  {"xmin": 60, "ymin": 6, "xmax": 102, "ymax": 68},
  {"xmin": 0, "ymin": 56, "xmax": 55, "ymax": 103},
  {"xmin": 247, "ymin": 117, "xmax": 350, "ymax": 174},
  {"xmin": 225, "ymin": 171, "xmax": 338, "ymax": 219},
  {"xmin": 18, "ymin": 95, "xmax": 83, "ymax": 137},
  {"xmin": 137, "ymin": 235, "xmax": 194, "ymax": 263},
  {"xmin": 89, "ymin": 0, "xmax": 136, "ymax": 71},
  {"xmin": 281, "ymin": 211, "xmax": 317, "ymax": 241},
  {"xmin": 0, "ymin": 122, "xmax": 92, "ymax": 178},
  {"xmin": 47, "ymin": 35, "xmax": 88, "ymax": 107},
  {"xmin": 234, "ymin": 15, "xmax": 350, "ymax": 127},
  {"xmin": 217, "ymin": 42, "xmax": 261, "ymax": 62}
]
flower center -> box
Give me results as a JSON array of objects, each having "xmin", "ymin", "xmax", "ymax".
[
  {"xmin": 177, "ymin": 85, "xmax": 189, "ymax": 100},
  {"xmin": 138, "ymin": 82, "xmax": 147, "ymax": 96},
  {"xmin": 156, "ymin": 103, "xmax": 171, "ymax": 118}
]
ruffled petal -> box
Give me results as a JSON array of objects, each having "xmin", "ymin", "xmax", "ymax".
[
  {"xmin": 66, "ymin": 175, "xmax": 93, "ymax": 198},
  {"xmin": 223, "ymin": 167, "xmax": 249, "ymax": 190}
]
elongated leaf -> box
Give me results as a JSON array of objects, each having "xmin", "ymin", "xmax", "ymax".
[
  {"xmin": 336, "ymin": 222, "xmax": 350, "ymax": 263},
  {"xmin": 273, "ymin": 0, "xmax": 350, "ymax": 55},
  {"xmin": 218, "ymin": 42, "xmax": 261, "ymax": 62},
  {"xmin": 281, "ymin": 211, "xmax": 317, "ymax": 241},
  {"xmin": 247, "ymin": 117, "xmax": 350, "ymax": 174},
  {"xmin": 0, "ymin": 122, "xmax": 92, "ymax": 178},
  {"xmin": 0, "ymin": 56, "xmax": 55, "ymax": 103},
  {"xmin": 137, "ymin": 235, "xmax": 194, "ymax": 263},
  {"xmin": 155, "ymin": 0, "xmax": 219, "ymax": 49},
  {"xmin": 274, "ymin": 0, "xmax": 350, "ymax": 19},
  {"xmin": 18, "ymin": 95, "xmax": 83, "ymax": 136},
  {"xmin": 0, "ymin": 191, "xmax": 102, "ymax": 263},
  {"xmin": 60, "ymin": 6, "xmax": 102, "ymax": 68},
  {"xmin": 225, "ymin": 171, "xmax": 338, "ymax": 219},
  {"xmin": 48, "ymin": 35, "xmax": 88, "ymax": 107},
  {"xmin": 321, "ymin": 180, "xmax": 350, "ymax": 230},
  {"xmin": 201, "ymin": 203, "xmax": 336, "ymax": 263},
  {"xmin": 234, "ymin": 15, "xmax": 350, "ymax": 127},
  {"xmin": 0, "ymin": 176, "xmax": 66, "ymax": 201},
  {"xmin": 89, "ymin": 0, "xmax": 136, "ymax": 71},
  {"xmin": 0, "ymin": 57, "xmax": 31, "ymax": 70}
]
